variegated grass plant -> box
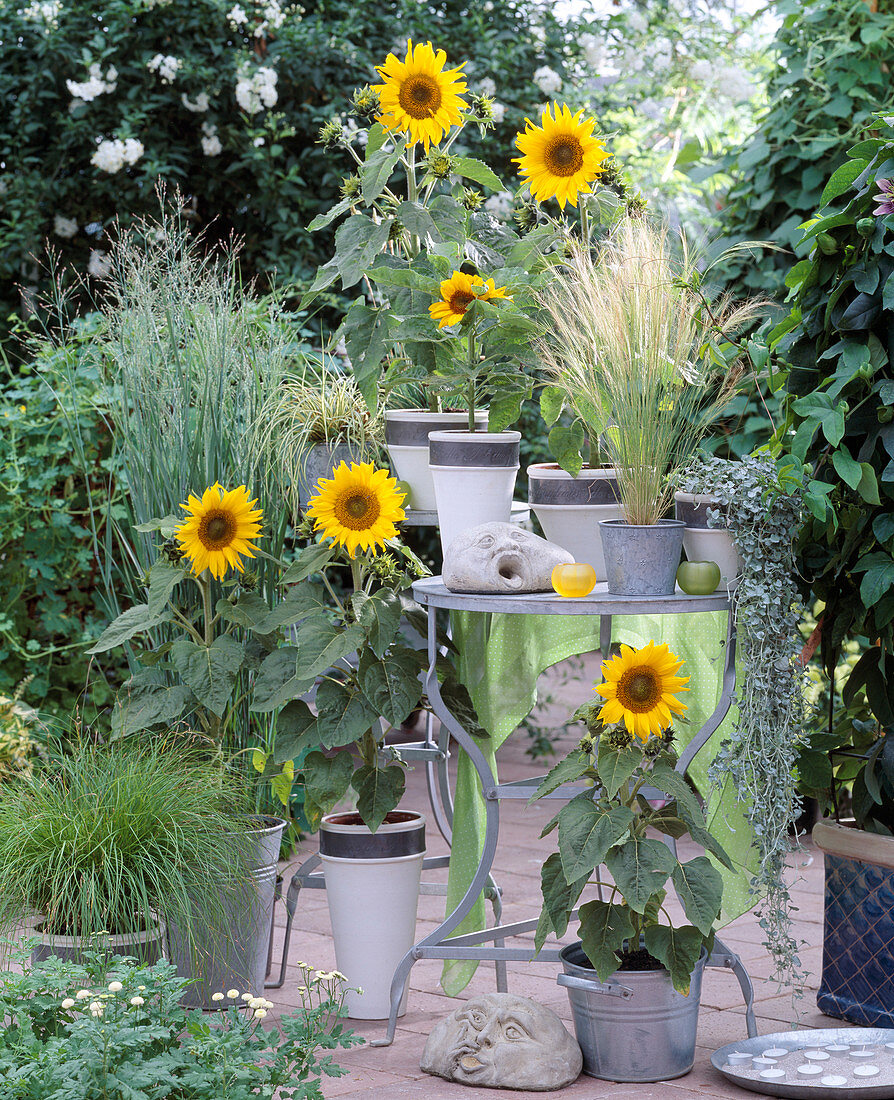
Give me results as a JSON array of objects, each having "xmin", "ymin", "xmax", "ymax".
[
  {"xmin": 255, "ymin": 354, "xmax": 384, "ymax": 524},
  {"xmin": 538, "ymin": 218, "xmax": 765, "ymax": 524}
]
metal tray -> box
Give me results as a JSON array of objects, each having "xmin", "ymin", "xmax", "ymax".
[{"xmin": 712, "ymin": 1027, "xmax": 894, "ymax": 1099}]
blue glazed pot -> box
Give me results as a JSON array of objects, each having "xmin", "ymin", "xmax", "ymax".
[{"xmin": 814, "ymin": 819, "xmax": 894, "ymax": 1028}]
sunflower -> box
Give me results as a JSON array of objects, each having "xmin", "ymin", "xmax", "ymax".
[
  {"xmin": 428, "ymin": 270, "xmax": 511, "ymax": 328},
  {"xmin": 306, "ymin": 461, "xmax": 406, "ymax": 557},
  {"xmin": 373, "ymin": 38, "xmax": 468, "ymax": 149},
  {"xmin": 514, "ymin": 103, "xmax": 610, "ymax": 209},
  {"xmin": 593, "ymin": 641, "xmax": 689, "ymax": 741},
  {"xmin": 176, "ymin": 484, "xmax": 263, "ymax": 580}
]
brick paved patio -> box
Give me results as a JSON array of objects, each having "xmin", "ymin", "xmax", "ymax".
[{"xmin": 268, "ymin": 654, "xmax": 836, "ymax": 1099}]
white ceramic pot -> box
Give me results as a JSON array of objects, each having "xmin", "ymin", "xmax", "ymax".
[
  {"xmin": 319, "ymin": 811, "xmax": 425, "ymax": 1020},
  {"xmin": 429, "ymin": 430, "xmax": 521, "ymax": 555},
  {"xmin": 527, "ymin": 464, "xmax": 623, "ymax": 582},
  {"xmin": 681, "ymin": 528, "xmax": 741, "ymax": 590},
  {"xmin": 385, "ymin": 410, "xmax": 487, "ymax": 512},
  {"xmin": 674, "ymin": 492, "xmax": 741, "ymax": 589}
]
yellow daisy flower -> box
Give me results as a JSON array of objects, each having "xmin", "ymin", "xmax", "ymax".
[
  {"xmin": 514, "ymin": 103, "xmax": 610, "ymax": 209},
  {"xmin": 373, "ymin": 38, "xmax": 468, "ymax": 149},
  {"xmin": 306, "ymin": 461, "xmax": 406, "ymax": 558},
  {"xmin": 593, "ymin": 641, "xmax": 689, "ymax": 741},
  {"xmin": 428, "ymin": 270, "xmax": 511, "ymax": 328},
  {"xmin": 176, "ymin": 484, "xmax": 263, "ymax": 580}
]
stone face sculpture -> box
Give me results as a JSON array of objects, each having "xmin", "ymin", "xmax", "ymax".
[
  {"xmin": 442, "ymin": 523, "xmax": 574, "ymax": 593},
  {"xmin": 420, "ymin": 992, "xmax": 583, "ymax": 1091}
]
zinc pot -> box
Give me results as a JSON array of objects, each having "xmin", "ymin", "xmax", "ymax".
[
  {"xmin": 168, "ymin": 815, "xmax": 285, "ymax": 1009},
  {"xmin": 558, "ymin": 941, "xmax": 707, "ymax": 1082},
  {"xmin": 599, "ymin": 519, "xmax": 686, "ymax": 597},
  {"xmin": 385, "ymin": 409, "xmax": 487, "ymax": 512},
  {"xmin": 31, "ymin": 920, "xmax": 166, "ymax": 968},
  {"xmin": 674, "ymin": 492, "xmax": 741, "ymax": 590},
  {"xmin": 320, "ymin": 810, "xmax": 425, "ymax": 1020},
  {"xmin": 429, "ymin": 430, "xmax": 521, "ymax": 555},
  {"xmin": 295, "ymin": 442, "xmax": 364, "ymax": 509},
  {"xmin": 814, "ymin": 819, "xmax": 894, "ymax": 1028},
  {"xmin": 527, "ymin": 464, "xmax": 622, "ymax": 582}
]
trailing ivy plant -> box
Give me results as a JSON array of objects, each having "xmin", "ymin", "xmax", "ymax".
[
  {"xmin": 769, "ymin": 115, "xmax": 894, "ymax": 838},
  {"xmin": 676, "ymin": 452, "xmax": 806, "ymax": 990}
]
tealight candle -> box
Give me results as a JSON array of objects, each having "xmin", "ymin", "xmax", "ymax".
[
  {"xmin": 725, "ymin": 1052, "xmax": 753, "ymax": 1066},
  {"xmin": 752, "ymin": 1057, "xmax": 778, "ymax": 1069},
  {"xmin": 854, "ymin": 1065, "xmax": 880, "ymax": 1077},
  {"xmin": 825, "ymin": 1044, "xmax": 850, "ymax": 1052},
  {"xmin": 797, "ymin": 1064, "xmax": 822, "ymax": 1076},
  {"xmin": 762, "ymin": 1047, "xmax": 788, "ymax": 1058},
  {"xmin": 803, "ymin": 1050, "xmax": 829, "ymax": 1061},
  {"xmin": 760, "ymin": 1068, "xmax": 785, "ymax": 1080},
  {"xmin": 885, "ymin": 1042, "xmax": 894, "ymax": 1052},
  {"xmin": 820, "ymin": 1075, "xmax": 848, "ymax": 1087},
  {"xmin": 849, "ymin": 1048, "xmax": 876, "ymax": 1058}
]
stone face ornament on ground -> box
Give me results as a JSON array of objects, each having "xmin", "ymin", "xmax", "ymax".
[
  {"xmin": 420, "ymin": 992, "xmax": 583, "ymax": 1090},
  {"xmin": 442, "ymin": 523, "xmax": 574, "ymax": 593}
]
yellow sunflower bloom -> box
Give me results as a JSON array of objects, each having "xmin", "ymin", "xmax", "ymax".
[
  {"xmin": 514, "ymin": 103, "xmax": 610, "ymax": 209},
  {"xmin": 373, "ymin": 38, "xmax": 468, "ymax": 149},
  {"xmin": 306, "ymin": 461, "xmax": 406, "ymax": 558},
  {"xmin": 176, "ymin": 484, "xmax": 263, "ymax": 580},
  {"xmin": 428, "ymin": 270, "xmax": 512, "ymax": 328},
  {"xmin": 593, "ymin": 641, "xmax": 689, "ymax": 741}
]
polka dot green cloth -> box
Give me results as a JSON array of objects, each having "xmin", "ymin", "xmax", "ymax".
[{"xmin": 440, "ymin": 609, "xmax": 757, "ymax": 997}]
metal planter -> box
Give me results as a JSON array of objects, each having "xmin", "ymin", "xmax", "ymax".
[
  {"xmin": 558, "ymin": 941, "xmax": 707, "ymax": 1082},
  {"xmin": 598, "ymin": 519, "xmax": 686, "ymax": 596}
]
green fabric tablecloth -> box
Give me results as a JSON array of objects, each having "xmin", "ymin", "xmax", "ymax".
[{"xmin": 440, "ymin": 608, "xmax": 756, "ymax": 997}]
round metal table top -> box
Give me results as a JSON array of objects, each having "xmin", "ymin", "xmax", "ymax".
[{"xmin": 411, "ymin": 575, "xmax": 733, "ymax": 616}]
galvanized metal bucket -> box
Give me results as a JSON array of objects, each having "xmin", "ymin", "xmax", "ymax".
[
  {"xmin": 558, "ymin": 941, "xmax": 707, "ymax": 1082},
  {"xmin": 169, "ymin": 815, "xmax": 285, "ymax": 1008},
  {"xmin": 599, "ymin": 519, "xmax": 686, "ymax": 596}
]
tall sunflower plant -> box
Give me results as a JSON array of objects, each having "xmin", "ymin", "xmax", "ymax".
[
  {"xmin": 89, "ymin": 467, "xmax": 481, "ymax": 832},
  {"xmin": 302, "ymin": 37, "xmax": 630, "ymax": 435},
  {"xmin": 532, "ymin": 642, "xmax": 734, "ymax": 994}
]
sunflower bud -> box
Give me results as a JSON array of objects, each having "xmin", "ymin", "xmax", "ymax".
[
  {"xmin": 388, "ymin": 217, "xmax": 406, "ymax": 243},
  {"xmin": 317, "ymin": 118, "xmax": 345, "ymax": 150},
  {"xmin": 340, "ymin": 174, "xmax": 362, "ymax": 201},
  {"xmin": 606, "ymin": 724, "xmax": 634, "ymax": 749},
  {"xmin": 513, "ymin": 202, "xmax": 538, "ymax": 233},
  {"xmin": 469, "ymin": 93, "xmax": 495, "ymax": 123},
  {"xmin": 461, "ymin": 187, "xmax": 484, "ymax": 210},
  {"xmin": 351, "ymin": 85, "xmax": 381, "ymax": 119},
  {"xmin": 423, "ymin": 151, "xmax": 456, "ymax": 179},
  {"xmin": 161, "ymin": 538, "xmax": 186, "ymax": 565},
  {"xmin": 578, "ymin": 734, "xmax": 596, "ymax": 754},
  {"xmin": 626, "ymin": 192, "xmax": 648, "ymax": 218},
  {"xmin": 598, "ymin": 158, "xmax": 624, "ymax": 195}
]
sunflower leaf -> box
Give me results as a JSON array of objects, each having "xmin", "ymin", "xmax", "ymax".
[
  {"xmin": 301, "ymin": 750, "xmax": 354, "ymax": 828},
  {"xmin": 557, "ymin": 795, "xmax": 633, "ymax": 884},
  {"xmin": 671, "ymin": 857, "xmax": 724, "ymax": 936},
  {"xmin": 577, "ymin": 900, "xmax": 634, "ymax": 982},
  {"xmin": 281, "ymin": 544, "xmax": 335, "ymax": 584},
  {"xmin": 111, "ymin": 672, "xmax": 194, "ymax": 736},
  {"xmin": 604, "ymin": 836, "xmax": 676, "ymax": 913},
  {"xmin": 273, "ymin": 700, "xmax": 318, "ymax": 763},
  {"xmin": 337, "ymin": 299, "xmax": 397, "ymax": 409},
  {"xmin": 87, "ymin": 603, "xmax": 171, "ymax": 654},
  {"xmin": 530, "ymin": 750, "xmax": 590, "ymax": 803},
  {"xmin": 250, "ymin": 647, "xmax": 315, "ymax": 712},
  {"xmin": 352, "ymin": 589, "xmax": 403, "ymax": 658},
  {"xmin": 293, "ymin": 620, "xmax": 365, "ymax": 681},
  {"xmin": 359, "ymin": 646, "xmax": 424, "ymax": 725},
  {"xmin": 451, "ymin": 156, "xmax": 503, "ymax": 191},
  {"xmin": 646, "ymin": 765, "xmax": 735, "ymax": 871},
  {"xmin": 361, "ymin": 136, "xmax": 407, "ymax": 205},
  {"xmin": 643, "ymin": 925, "xmax": 704, "ymax": 995},
  {"xmin": 169, "ymin": 635, "xmax": 244, "ymax": 719},
  {"xmin": 536, "ymin": 852, "xmax": 590, "ymax": 952},
  {"xmin": 352, "ymin": 764, "xmax": 406, "ymax": 832},
  {"xmin": 333, "ymin": 213, "xmax": 393, "ymax": 289},
  {"xmin": 596, "ymin": 741, "xmax": 643, "ymax": 799},
  {"xmin": 314, "ymin": 679, "xmax": 379, "ymax": 749}
]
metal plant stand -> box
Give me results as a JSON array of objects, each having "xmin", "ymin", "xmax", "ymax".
[{"xmin": 271, "ymin": 575, "xmax": 757, "ymax": 1051}]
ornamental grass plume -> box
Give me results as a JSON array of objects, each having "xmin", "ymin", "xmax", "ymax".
[{"xmin": 538, "ymin": 218, "xmax": 766, "ymax": 524}]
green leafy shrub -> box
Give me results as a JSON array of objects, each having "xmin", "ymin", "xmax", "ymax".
[
  {"xmin": 0, "ymin": 949, "xmax": 360, "ymax": 1100},
  {"xmin": 0, "ymin": 319, "xmax": 125, "ymax": 723},
  {"xmin": 772, "ymin": 116, "xmax": 894, "ymax": 819},
  {"xmin": 719, "ymin": 0, "xmax": 894, "ymax": 299}
]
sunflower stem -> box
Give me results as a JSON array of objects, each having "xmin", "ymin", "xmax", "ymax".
[{"xmin": 350, "ymin": 557, "xmax": 363, "ymax": 595}]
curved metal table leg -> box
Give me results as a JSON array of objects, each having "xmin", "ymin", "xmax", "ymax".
[
  {"xmin": 709, "ymin": 936, "xmax": 757, "ymax": 1038},
  {"xmin": 266, "ymin": 852, "xmax": 322, "ymax": 990}
]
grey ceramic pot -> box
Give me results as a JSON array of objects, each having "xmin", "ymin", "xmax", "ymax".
[{"xmin": 598, "ymin": 519, "xmax": 686, "ymax": 596}]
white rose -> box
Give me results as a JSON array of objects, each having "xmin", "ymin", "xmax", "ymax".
[{"xmin": 53, "ymin": 215, "xmax": 78, "ymax": 239}]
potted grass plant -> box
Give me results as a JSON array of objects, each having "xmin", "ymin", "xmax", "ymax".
[
  {"xmin": 533, "ymin": 641, "xmax": 733, "ymax": 1082},
  {"xmin": 538, "ymin": 218, "xmax": 763, "ymax": 595},
  {"xmin": 0, "ymin": 738, "xmax": 251, "ymax": 970},
  {"xmin": 255, "ymin": 354, "xmax": 384, "ymax": 513}
]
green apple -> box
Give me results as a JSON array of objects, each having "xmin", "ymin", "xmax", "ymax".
[{"xmin": 676, "ymin": 560, "xmax": 721, "ymax": 595}]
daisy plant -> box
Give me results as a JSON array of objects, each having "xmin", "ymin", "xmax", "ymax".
[
  {"xmin": 89, "ymin": 465, "xmax": 478, "ymax": 832},
  {"xmin": 532, "ymin": 642, "xmax": 735, "ymax": 994}
]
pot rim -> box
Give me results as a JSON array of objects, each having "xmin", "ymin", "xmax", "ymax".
[
  {"xmin": 813, "ymin": 818, "xmax": 894, "ymax": 870},
  {"xmin": 385, "ymin": 408, "xmax": 487, "ymax": 421},
  {"xmin": 527, "ymin": 463, "xmax": 618, "ymax": 479},
  {"xmin": 674, "ymin": 491, "xmax": 721, "ymax": 505},
  {"xmin": 428, "ymin": 430, "xmax": 521, "ymax": 443},
  {"xmin": 321, "ymin": 810, "xmax": 425, "ymax": 835},
  {"xmin": 600, "ymin": 518, "xmax": 685, "ymax": 530},
  {"xmin": 33, "ymin": 918, "xmax": 166, "ymax": 947}
]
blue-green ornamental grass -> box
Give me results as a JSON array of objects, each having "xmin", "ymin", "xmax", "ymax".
[{"xmin": 0, "ymin": 947, "xmax": 361, "ymax": 1099}]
